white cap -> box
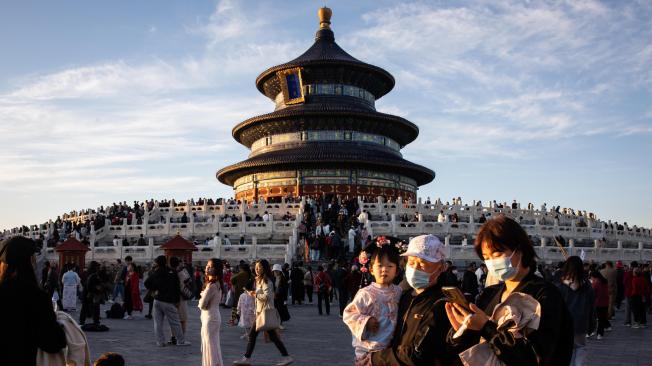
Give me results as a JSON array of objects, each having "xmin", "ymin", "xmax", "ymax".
[
  {"xmin": 272, "ymin": 263, "xmax": 283, "ymax": 272},
  {"xmin": 401, "ymin": 234, "xmax": 446, "ymax": 263}
]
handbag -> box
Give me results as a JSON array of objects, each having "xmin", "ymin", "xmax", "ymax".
[{"xmin": 255, "ymin": 300, "xmax": 281, "ymax": 332}]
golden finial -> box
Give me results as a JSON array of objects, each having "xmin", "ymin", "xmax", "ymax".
[{"xmin": 318, "ymin": 7, "xmax": 332, "ymax": 29}]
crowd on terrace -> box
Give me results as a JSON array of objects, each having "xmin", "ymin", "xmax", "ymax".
[{"xmin": 2, "ymin": 196, "xmax": 650, "ymax": 250}]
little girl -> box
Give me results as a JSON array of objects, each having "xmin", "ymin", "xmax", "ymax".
[
  {"xmin": 343, "ymin": 236, "xmax": 405, "ymax": 366},
  {"xmin": 237, "ymin": 281, "xmax": 255, "ymax": 339}
]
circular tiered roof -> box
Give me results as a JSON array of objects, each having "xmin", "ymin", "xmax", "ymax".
[
  {"xmin": 255, "ymin": 11, "xmax": 394, "ymax": 101},
  {"xmin": 217, "ymin": 7, "xmax": 435, "ymax": 196}
]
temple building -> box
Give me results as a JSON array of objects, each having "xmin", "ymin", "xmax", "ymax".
[{"xmin": 217, "ymin": 7, "xmax": 435, "ymax": 201}]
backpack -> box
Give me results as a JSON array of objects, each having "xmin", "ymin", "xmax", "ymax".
[{"xmin": 106, "ymin": 302, "xmax": 125, "ymax": 319}]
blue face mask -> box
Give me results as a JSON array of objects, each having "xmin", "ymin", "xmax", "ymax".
[
  {"xmin": 405, "ymin": 265, "xmax": 433, "ymax": 289},
  {"xmin": 485, "ymin": 251, "xmax": 518, "ymax": 281}
]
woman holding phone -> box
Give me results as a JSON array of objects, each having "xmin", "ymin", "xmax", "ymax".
[{"xmin": 445, "ymin": 215, "xmax": 574, "ymax": 366}]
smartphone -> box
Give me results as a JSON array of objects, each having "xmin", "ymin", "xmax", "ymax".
[{"xmin": 442, "ymin": 286, "xmax": 471, "ymax": 312}]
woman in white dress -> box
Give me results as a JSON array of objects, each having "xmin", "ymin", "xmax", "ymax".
[
  {"xmin": 61, "ymin": 264, "xmax": 81, "ymax": 311},
  {"xmin": 199, "ymin": 258, "xmax": 224, "ymax": 366}
]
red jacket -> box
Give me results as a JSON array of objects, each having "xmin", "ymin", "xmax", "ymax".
[
  {"xmin": 631, "ymin": 274, "xmax": 651, "ymax": 298},
  {"xmin": 623, "ymin": 270, "xmax": 634, "ymax": 297},
  {"xmin": 592, "ymin": 279, "xmax": 609, "ymax": 307},
  {"xmin": 314, "ymin": 271, "xmax": 332, "ymax": 292}
]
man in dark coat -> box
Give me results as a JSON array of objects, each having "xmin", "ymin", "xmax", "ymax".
[{"xmin": 144, "ymin": 255, "xmax": 189, "ymax": 346}]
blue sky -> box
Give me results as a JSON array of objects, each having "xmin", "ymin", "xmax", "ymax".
[{"xmin": 1, "ymin": 0, "xmax": 651, "ymax": 230}]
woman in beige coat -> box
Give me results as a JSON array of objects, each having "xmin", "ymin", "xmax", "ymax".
[{"xmin": 233, "ymin": 259, "xmax": 293, "ymax": 366}]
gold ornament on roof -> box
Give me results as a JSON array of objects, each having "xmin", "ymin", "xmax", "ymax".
[{"xmin": 318, "ymin": 7, "xmax": 332, "ymax": 29}]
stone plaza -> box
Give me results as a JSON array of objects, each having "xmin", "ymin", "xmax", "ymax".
[{"xmin": 80, "ymin": 300, "xmax": 652, "ymax": 366}]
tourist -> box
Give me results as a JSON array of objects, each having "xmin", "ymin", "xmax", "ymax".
[
  {"xmin": 123, "ymin": 263, "xmax": 142, "ymax": 320},
  {"xmin": 61, "ymin": 263, "xmax": 81, "ymax": 311},
  {"xmin": 371, "ymin": 234, "xmax": 457, "ymax": 365},
  {"xmin": 199, "ymin": 258, "xmax": 224, "ymax": 366},
  {"xmin": 111, "ymin": 258, "xmax": 124, "ymax": 302},
  {"xmin": 272, "ymin": 263, "xmax": 291, "ymax": 327},
  {"xmin": 195, "ymin": 265, "xmax": 204, "ymax": 299},
  {"xmin": 334, "ymin": 259, "xmax": 349, "ymax": 317},
  {"xmin": 314, "ymin": 265, "xmax": 332, "ymax": 315},
  {"xmin": 289, "ymin": 262, "xmax": 305, "ymax": 305},
  {"xmin": 0, "ymin": 237, "xmax": 67, "ymax": 365},
  {"xmin": 303, "ymin": 265, "xmax": 314, "ymax": 304},
  {"xmin": 144, "ymin": 255, "xmax": 190, "ymax": 347},
  {"xmin": 557, "ymin": 256, "xmax": 594, "ymax": 365},
  {"xmin": 600, "ymin": 261, "xmax": 617, "ymax": 319},
  {"xmin": 230, "ymin": 262, "xmax": 254, "ymax": 325},
  {"xmin": 79, "ymin": 261, "xmax": 104, "ymax": 328},
  {"xmin": 143, "ymin": 266, "xmax": 155, "ymax": 319},
  {"xmin": 346, "ymin": 264, "xmax": 362, "ymax": 300},
  {"xmin": 237, "ymin": 281, "xmax": 256, "ymax": 339},
  {"xmin": 461, "ymin": 262, "xmax": 479, "ymax": 303},
  {"xmin": 590, "ymin": 270, "xmax": 610, "ymax": 338},
  {"xmin": 170, "ymin": 256, "xmax": 192, "ymax": 342},
  {"xmin": 93, "ymin": 352, "xmax": 125, "ymax": 366},
  {"xmin": 233, "ymin": 259, "xmax": 293, "ymax": 366},
  {"xmin": 445, "ymin": 216, "xmax": 574, "ymax": 365},
  {"xmin": 343, "ymin": 236, "xmax": 403, "ymax": 365},
  {"xmin": 46, "ymin": 261, "xmax": 62, "ymax": 309},
  {"xmin": 630, "ymin": 263, "xmax": 650, "ymax": 328}
]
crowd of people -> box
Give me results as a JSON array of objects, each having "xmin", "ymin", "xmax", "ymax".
[{"xmin": 4, "ymin": 192, "xmax": 652, "ymax": 365}]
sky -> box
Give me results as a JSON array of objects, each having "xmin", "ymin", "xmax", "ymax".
[{"xmin": 1, "ymin": 0, "xmax": 651, "ymax": 230}]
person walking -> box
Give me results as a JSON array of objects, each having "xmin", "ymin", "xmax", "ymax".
[
  {"xmin": 61, "ymin": 264, "xmax": 81, "ymax": 311},
  {"xmin": 314, "ymin": 265, "xmax": 332, "ymax": 316},
  {"xmin": 630, "ymin": 265, "xmax": 650, "ymax": 328},
  {"xmin": 199, "ymin": 258, "xmax": 224, "ymax": 366},
  {"xmin": 273, "ymin": 264, "xmax": 291, "ymax": 327},
  {"xmin": 590, "ymin": 271, "xmax": 610, "ymax": 339},
  {"xmin": 233, "ymin": 259, "xmax": 293, "ymax": 366},
  {"xmin": 144, "ymin": 255, "xmax": 190, "ymax": 347},
  {"xmin": 303, "ymin": 265, "xmax": 314, "ymax": 304},
  {"xmin": 123, "ymin": 263, "xmax": 142, "ymax": 320},
  {"xmin": 600, "ymin": 261, "xmax": 617, "ymax": 319},
  {"xmin": 334, "ymin": 260, "xmax": 349, "ymax": 317},
  {"xmin": 0, "ymin": 237, "xmax": 67, "ymax": 365},
  {"xmin": 289, "ymin": 263, "xmax": 305, "ymax": 305},
  {"xmin": 557, "ymin": 256, "xmax": 594, "ymax": 365}
]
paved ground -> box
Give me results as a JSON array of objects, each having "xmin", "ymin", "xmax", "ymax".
[{"xmin": 76, "ymin": 300, "xmax": 652, "ymax": 365}]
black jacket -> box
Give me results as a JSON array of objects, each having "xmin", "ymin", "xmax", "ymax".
[
  {"xmin": 0, "ymin": 278, "xmax": 66, "ymax": 366},
  {"xmin": 449, "ymin": 271, "xmax": 574, "ymax": 366},
  {"xmin": 372, "ymin": 284, "xmax": 462, "ymax": 366},
  {"xmin": 145, "ymin": 266, "xmax": 181, "ymax": 303}
]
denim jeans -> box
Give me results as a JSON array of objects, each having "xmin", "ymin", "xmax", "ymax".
[{"xmin": 112, "ymin": 283, "xmax": 124, "ymax": 301}]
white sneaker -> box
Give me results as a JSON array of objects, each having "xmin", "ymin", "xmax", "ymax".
[
  {"xmin": 276, "ymin": 356, "xmax": 294, "ymax": 366},
  {"xmin": 233, "ymin": 356, "xmax": 251, "ymax": 365},
  {"xmin": 633, "ymin": 324, "xmax": 641, "ymax": 329},
  {"xmin": 596, "ymin": 335, "xmax": 603, "ymax": 340},
  {"xmin": 176, "ymin": 341, "xmax": 191, "ymax": 346},
  {"xmin": 605, "ymin": 327, "xmax": 612, "ymax": 332}
]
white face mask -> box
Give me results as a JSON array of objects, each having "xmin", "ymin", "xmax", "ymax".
[{"xmin": 485, "ymin": 251, "xmax": 519, "ymax": 281}]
